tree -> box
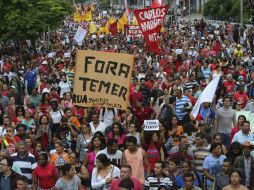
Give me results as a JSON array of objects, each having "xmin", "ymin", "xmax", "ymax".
[
  {"xmin": 203, "ymin": 0, "xmax": 254, "ymax": 22},
  {"xmin": 0, "ymin": 0, "xmax": 73, "ymax": 42}
]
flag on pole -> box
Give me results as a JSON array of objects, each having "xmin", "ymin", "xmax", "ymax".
[
  {"xmin": 89, "ymin": 21, "xmax": 97, "ymax": 34},
  {"xmin": 191, "ymin": 75, "xmax": 221, "ymax": 118},
  {"xmin": 151, "ymin": 0, "xmax": 164, "ymax": 8},
  {"xmin": 74, "ymin": 26, "xmax": 87, "ymax": 45},
  {"xmin": 124, "ymin": 0, "xmax": 131, "ymax": 22}
]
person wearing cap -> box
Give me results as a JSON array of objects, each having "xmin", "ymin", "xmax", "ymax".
[
  {"xmin": 234, "ymin": 44, "xmax": 243, "ymax": 59},
  {"xmin": 233, "ymin": 141, "xmax": 254, "ymax": 189},
  {"xmin": 235, "ymin": 75, "xmax": 247, "ymax": 92},
  {"xmin": 8, "ymin": 85, "xmax": 22, "ymax": 106},
  {"xmin": 232, "ymin": 120, "xmax": 254, "ymax": 145}
]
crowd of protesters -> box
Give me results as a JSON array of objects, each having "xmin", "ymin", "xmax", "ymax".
[{"xmin": 0, "ymin": 3, "xmax": 254, "ymax": 190}]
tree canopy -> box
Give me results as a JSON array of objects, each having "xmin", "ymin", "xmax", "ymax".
[
  {"xmin": 203, "ymin": 0, "xmax": 254, "ymax": 23},
  {"xmin": 0, "ymin": 0, "xmax": 73, "ymax": 42}
]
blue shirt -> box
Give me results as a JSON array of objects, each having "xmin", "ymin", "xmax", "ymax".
[{"xmin": 203, "ymin": 154, "xmax": 226, "ymax": 185}]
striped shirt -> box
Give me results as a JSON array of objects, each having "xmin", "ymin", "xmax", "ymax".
[
  {"xmin": 175, "ymin": 96, "xmax": 191, "ymax": 121},
  {"xmin": 190, "ymin": 144, "xmax": 211, "ymax": 173},
  {"xmin": 12, "ymin": 153, "xmax": 37, "ymax": 187},
  {"xmin": 144, "ymin": 174, "xmax": 177, "ymax": 190},
  {"xmin": 201, "ymin": 67, "xmax": 211, "ymax": 80}
]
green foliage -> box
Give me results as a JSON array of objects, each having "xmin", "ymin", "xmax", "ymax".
[
  {"xmin": 98, "ymin": 0, "xmax": 110, "ymax": 9},
  {"xmin": 0, "ymin": 0, "xmax": 74, "ymax": 42},
  {"xmin": 203, "ymin": 0, "xmax": 254, "ymax": 22}
]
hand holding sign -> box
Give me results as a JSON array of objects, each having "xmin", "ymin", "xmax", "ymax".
[{"xmin": 144, "ymin": 120, "xmax": 160, "ymax": 131}]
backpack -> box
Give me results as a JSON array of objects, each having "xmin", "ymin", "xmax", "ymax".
[{"xmin": 159, "ymin": 104, "xmax": 173, "ymax": 124}]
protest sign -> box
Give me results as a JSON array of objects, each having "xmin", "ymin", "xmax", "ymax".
[
  {"xmin": 72, "ymin": 50, "xmax": 134, "ymax": 110},
  {"xmin": 175, "ymin": 49, "xmax": 183, "ymax": 55},
  {"xmin": 126, "ymin": 25, "xmax": 143, "ymax": 38},
  {"xmin": 134, "ymin": 6, "xmax": 169, "ymax": 54},
  {"xmin": 144, "ymin": 120, "xmax": 159, "ymax": 131}
]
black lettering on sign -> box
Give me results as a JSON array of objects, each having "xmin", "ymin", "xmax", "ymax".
[
  {"xmin": 84, "ymin": 56, "xmax": 95, "ymax": 73},
  {"xmin": 106, "ymin": 61, "xmax": 117, "ymax": 76},
  {"xmin": 98, "ymin": 81, "xmax": 111, "ymax": 93},
  {"xmin": 72, "ymin": 94, "xmax": 87, "ymax": 103},
  {"xmin": 90, "ymin": 79, "xmax": 99, "ymax": 92},
  {"xmin": 95, "ymin": 60, "xmax": 105, "ymax": 73},
  {"xmin": 118, "ymin": 87, "xmax": 127, "ymax": 101},
  {"xmin": 111, "ymin": 84, "xmax": 120, "ymax": 96},
  {"xmin": 79, "ymin": 77, "xmax": 90, "ymax": 91},
  {"xmin": 118, "ymin": 64, "xmax": 130, "ymax": 78}
]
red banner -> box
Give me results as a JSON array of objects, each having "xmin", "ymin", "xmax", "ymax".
[
  {"xmin": 126, "ymin": 25, "xmax": 143, "ymax": 38},
  {"xmin": 134, "ymin": 6, "xmax": 169, "ymax": 54}
]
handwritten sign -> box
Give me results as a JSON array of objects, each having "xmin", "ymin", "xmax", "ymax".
[
  {"xmin": 144, "ymin": 120, "xmax": 159, "ymax": 131},
  {"xmin": 72, "ymin": 50, "xmax": 134, "ymax": 110}
]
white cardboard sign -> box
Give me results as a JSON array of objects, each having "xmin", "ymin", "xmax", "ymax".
[{"xmin": 144, "ymin": 120, "xmax": 159, "ymax": 131}]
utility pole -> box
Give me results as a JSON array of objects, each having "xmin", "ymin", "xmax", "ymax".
[
  {"xmin": 189, "ymin": 0, "xmax": 191, "ymax": 28},
  {"xmin": 240, "ymin": 0, "xmax": 243, "ymax": 27}
]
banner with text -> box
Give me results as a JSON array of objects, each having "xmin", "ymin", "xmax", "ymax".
[
  {"xmin": 133, "ymin": 6, "xmax": 169, "ymax": 54},
  {"xmin": 73, "ymin": 50, "xmax": 134, "ymax": 110},
  {"xmin": 126, "ymin": 25, "xmax": 143, "ymax": 38}
]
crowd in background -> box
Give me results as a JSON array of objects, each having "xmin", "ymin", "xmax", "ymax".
[{"xmin": 0, "ymin": 3, "xmax": 254, "ymax": 190}]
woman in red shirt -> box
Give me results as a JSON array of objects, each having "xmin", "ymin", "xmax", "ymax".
[
  {"xmin": 230, "ymin": 115, "xmax": 246, "ymax": 143},
  {"xmin": 32, "ymin": 152, "xmax": 57, "ymax": 189},
  {"xmin": 140, "ymin": 131, "xmax": 164, "ymax": 172}
]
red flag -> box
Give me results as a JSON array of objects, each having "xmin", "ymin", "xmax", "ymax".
[
  {"xmin": 151, "ymin": 0, "xmax": 164, "ymax": 8},
  {"xmin": 110, "ymin": 21, "xmax": 118, "ymax": 35},
  {"xmin": 133, "ymin": 6, "xmax": 169, "ymax": 55}
]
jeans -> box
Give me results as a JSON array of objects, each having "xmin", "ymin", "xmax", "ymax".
[{"xmin": 220, "ymin": 133, "xmax": 230, "ymax": 148}]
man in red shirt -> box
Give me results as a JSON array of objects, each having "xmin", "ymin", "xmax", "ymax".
[
  {"xmin": 233, "ymin": 86, "xmax": 249, "ymax": 108},
  {"xmin": 129, "ymin": 85, "xmax": 143, "ymax": 108},
  {"xmin": 110, "ymin": 165, "xmax": 143, "ymax": 190},
  {"xmin": 223, "ymin": 73, "xmax": 235, "ymax": 95}
]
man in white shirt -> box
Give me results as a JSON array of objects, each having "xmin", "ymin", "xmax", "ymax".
[
  {"xmin": 99, "ymin": 107, "xmax": 117, "ymax": 128},
  {"xmin": 232, "ymin": 121, "xmax": 254, "ymax": 145},
  {"xmin": 89, "ymin": 112, "xmax": 106, "ymax": 135}
]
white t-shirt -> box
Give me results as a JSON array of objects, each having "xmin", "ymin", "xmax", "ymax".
[
  {"xmin": 50, "ymin": 110, "xmax": 64, "ymax": 124},
  {"xmin": 95, "ymin": 148, "xmax": 122, "ymax": 167},
  {"xmin": 89, "ymin": 121, "xmax": 107, "ymax": 135},
  {"xmin": 59, "ymin": 81, "xmax": 71, "ymax": 98}
]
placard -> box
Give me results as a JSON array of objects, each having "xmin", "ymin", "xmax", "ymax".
[
  {"xmin": 126, "ymin": 25, "xmax": 143, "ymax": 38},
  {"xmin": 144, "ymin": 120, "xmax": 159, "ymax": 131},
  {"xmin": 72, "ymin": 50, "xmax": 134, "ymax": 110}
]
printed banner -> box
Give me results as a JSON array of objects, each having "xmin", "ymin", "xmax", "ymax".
[
  {"xmin": 144, "ymin": 120, "xmax": 159, "ymax": 131},
  {"xmin": 126, "ymin": 25, "xmax": 143, "ymax": 38},
  {"xmin": 134, "ymin": 6, "xmax": 169, "ymax": 54},
  {"xmin": 72, "ymin": 50, "xmax": 134, "ymax": 110}
]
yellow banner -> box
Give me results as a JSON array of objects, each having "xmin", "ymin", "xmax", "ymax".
[{"xmin": 73, "ymin": 50, "xmax": 134, "ymax": 110}]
